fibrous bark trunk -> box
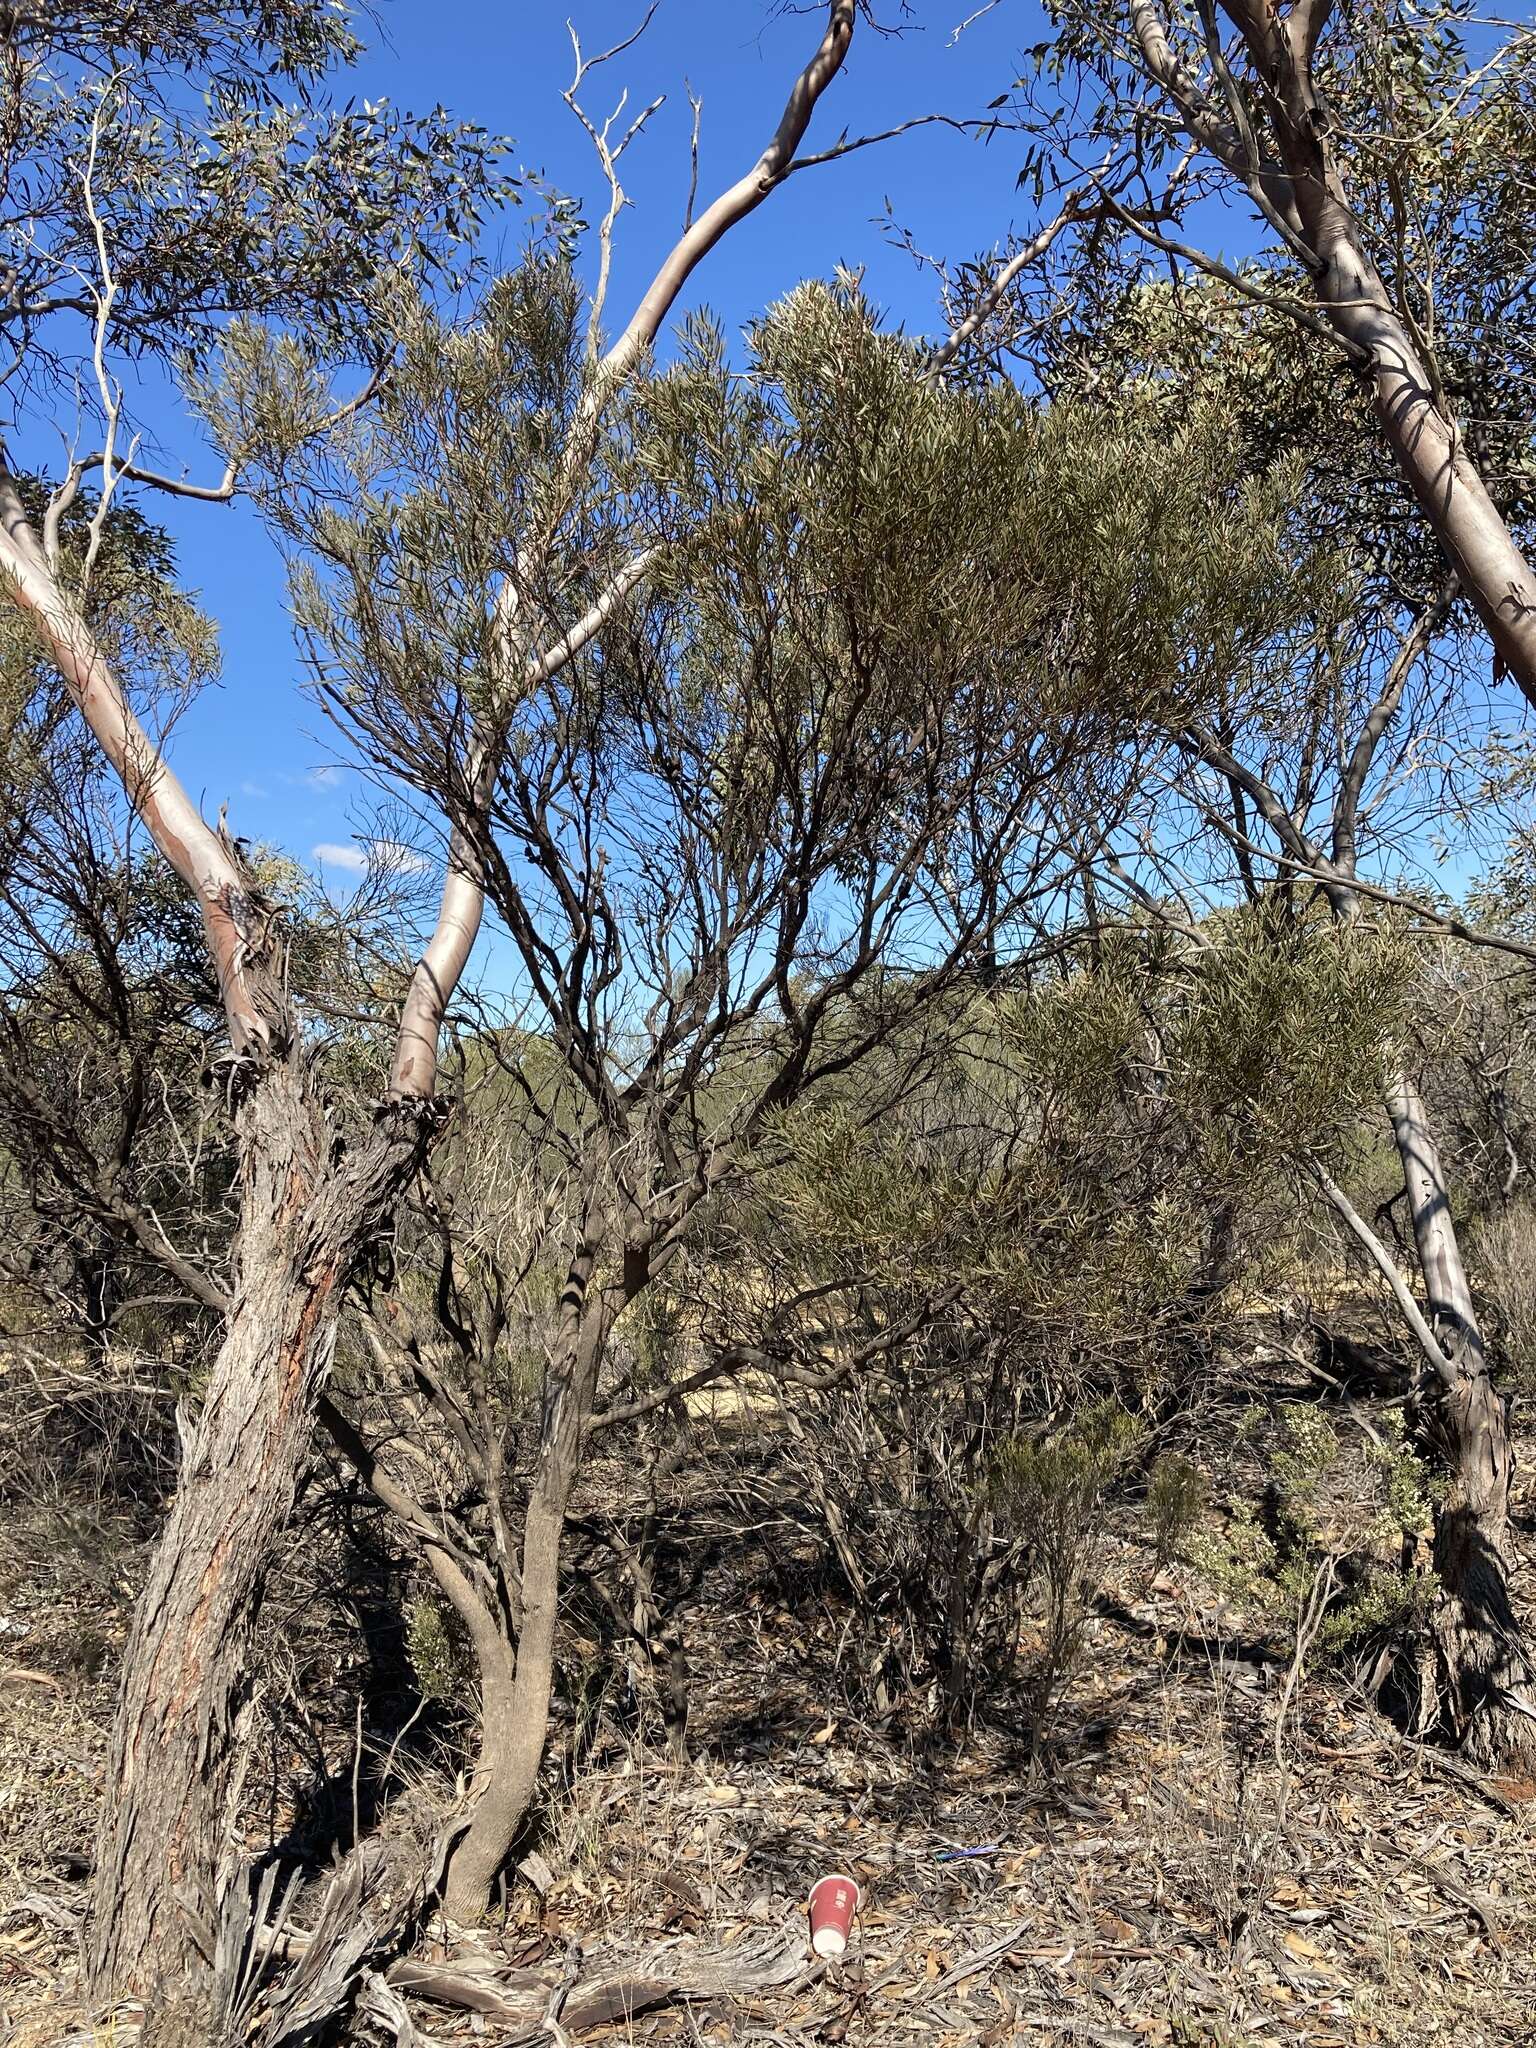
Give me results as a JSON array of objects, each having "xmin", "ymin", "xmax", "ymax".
[
  {"xmin": 85, "ymin": 1052, "xmax": 441, "ymax": 2025},
  {"xmin": 0, "ymin": 473, "xmax": 472, "ymax": 2021},
  {"xmin": 1384, "ymin": 1070, "xmax": 1536, "ymax": 1768}
]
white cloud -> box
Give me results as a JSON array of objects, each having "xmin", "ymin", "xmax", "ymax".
[
  {"xmin": 312, "ymin": 839, "xmax": 433, "ymax": 879},
  {"xmin": 307, "ymin": 764, "xmax": 342, "ymax": 790},
  {"xmin": 240, "ymin": 780, "xmax": 268, "ymax": 799},
  {"xmin": 312, "ymin": 841, "xmax": 368, "ymax": 874},
  {"xmin": 372, "ymin": 840, "xmax": 431, "ymax": 875}
]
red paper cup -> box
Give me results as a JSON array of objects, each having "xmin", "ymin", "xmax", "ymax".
[{"xmin": 808, "ymin": 1872, "xmax": 860, "ymax": 1957}]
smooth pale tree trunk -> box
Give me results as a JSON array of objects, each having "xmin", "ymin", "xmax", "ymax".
[
  {"xmin": 1384, "ymin": 1070, "xmax": 1536, "ymax": 1766},
  {"xmin": 84, "ymin": 1054, "xmax": 442, "ymax": 2022},
  {"xmin": 339, "ymin": 1295, "xmax": 692, "ymax": 1928},
  {"xmin": 1385, "ymin": 1070, "xmax": 1482, "ymax": 1357},
  {"xmin": 439, "ymin": 1305, "xmax": 610, "ymax": 1924},
  {"xmin": 1288, "ymin": 168, "xmax": 1536, "ymax": 704},
  {"xmin": 322, "ymin": 1460, "xmax": 565, "ymax": 1931},
  {"xmin": 1216, "ymin": 0, "xmax": 1536, "ymax": 706}
]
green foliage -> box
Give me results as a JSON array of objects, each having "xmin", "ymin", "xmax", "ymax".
[
  {"xmin": 990, "ymin": 1397, "xmax": 1141, "ymax": 1531},
  {"xmin": 762, "ymin": 901, "xmax": 1408, "ymax": 1423},
  {"xmin": 1146, "ymin": 1455, "xmax": 1206, "ymax": 1568},
  {"xmin": 1468, "ymin": 1201, "xmax": 1536, "ymax": 1394},
  {"xmin": 203, "ymin": 252, "xmax": 597, "ymax": 774},
  {"xmin": 991, "ymin": 1400, "xmax": 1143, "ymax": 1720},
  {"xmin": 1321, "ymin": 0, "xmax": 1536, "ymax": 541},
  {"xmin": 1035, "ymin": 0, "xmax": 1536, "ymax": 584},
  {"xmin": 1166, "ymin": 908, "xmax": 1415, "ymax": 1173},
  {"xmin": 645, "ymin": 274, "xmax": 1327, "ymax": 761},
  {"xmin": 405, "ymin": 1591, "xmax": 468, "ymax": 1705},
  {"xmin": 9, "ymin": 2, "xmax": 515, "ymax": 394},
  {"xmin": 1467, "ymin": 828, "xmax": 1536, "ymax": 944},
  {"xmin": 1188, "ymin": 1406, "xmax": 1437, "ymax": 1658}
]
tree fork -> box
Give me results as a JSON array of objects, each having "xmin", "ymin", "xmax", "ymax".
[{"xmin": 0, "ymin": 448, "xmax": 470, "ymax": 2015}]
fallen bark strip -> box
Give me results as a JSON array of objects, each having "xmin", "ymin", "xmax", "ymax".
[
  {"xmin": 385, "ymin": 1921, "xmax": 809, "ymax": 2038},
  {"xmin": 225, "ymin": 1818, "xmax": 807, "ymax": 2048}
]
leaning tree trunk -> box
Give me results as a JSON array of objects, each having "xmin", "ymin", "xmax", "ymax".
[
  {"xmin": 85, "ymin": 1049, "xmax": 440, "ymax": 2026},
  {"xmin": 1304, "ymin": 194, "xmax": 1536, "ymax": 706},
  {"xmin": 1223, "ymin": 1, "xmax": 1536, "ymax": 708},
  {"xmin": 1384, "ymin": 1070, "xmax": 1536, "ymax": 1768}
]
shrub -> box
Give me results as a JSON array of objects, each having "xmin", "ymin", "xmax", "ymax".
[
  {"xmin": 1186, "ymin": 1405, "xmax": 1437, "ymax": 1662},
  {"xmin": 405, "ymin": 1590, "xmax": 467, "ymax": 1704},
  {"xmin": 990, "ymin": 1399, "xmax": 1143, "ymax": 1730},
  {"xmin": 1147, "ymin": 1454, "xmax": 1206, "ymax": 1567},
  {"xmin": 1470, "ymin": 1200, "xmax": 1536, "ymax": 1393}
]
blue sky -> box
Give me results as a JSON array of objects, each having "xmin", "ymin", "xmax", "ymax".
[{"xmin": 155, "ymin": 0, "xmax": 1055, "ymax": 888}]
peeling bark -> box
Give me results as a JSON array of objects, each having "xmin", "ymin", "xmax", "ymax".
[
  {"xmin": 1383, "ymin": 1071, "xmax": 1536, "ymax": 1768},
  {"xmin": 1430, "ymin": 1368, "xmax": 1535, "ymax": 1769},
  {"xmin": 0, "ymin": 471, "xmax": 469, "ymax": 2015},
  {"xmin": 10, "ymin": 0, "xmax": 864, "ymax": 1994},
  {"xmin": 84, "ymin": 1055, "xmax": 445, "ymax": 2018}
]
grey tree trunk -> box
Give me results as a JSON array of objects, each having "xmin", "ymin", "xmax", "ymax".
[
  {"xmin": 438, "ymin": 1492, "xmax": 566, "ymax": 1925},
  {"xmin": 84, "ymin": 1053, "xmax": 439, "ymax": 2027},
  {"xmin": 1383, "ymin": 1070, "xmax": 1536, "ymax": 1767},
  {"xmin": 439, "ymin": 1305, "xmax": 609, "ymax": 1925}
]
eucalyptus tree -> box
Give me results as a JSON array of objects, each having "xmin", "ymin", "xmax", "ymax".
[
  {"xmin": 1037, "ymin": 251, "xmax": 1536, "ymax": 1759},
  {"xmin": 0, "ymin": 0, "xmax": 869, "ymax": 2020},
  {"xmin": 0, "ymin": 12, "xmax": 513, "ymax": 2011},
  {"xmin": 221, "ymin": 263, "xmax": 1320, "ymax": 1920},
  {"xmin": 963, "ymin": 0, "xmax": 1536, "ymax": 699},
  {"xmin": 1144, "ymin": 598, "xmax": 1536, "ymax": 1758},
  {"xmin": 0, "ymin": 489, "xmax": 411, "ymax": 1380},
  {"xmin": 0, "ymin": 492, "xmax": 229, "ymax": 1362}
]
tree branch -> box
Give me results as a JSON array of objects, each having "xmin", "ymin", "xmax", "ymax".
[
  {"xmin": 922, "ymin": 190, "xmax": 1088, "ymax": 383},
  {"xmin": 601, "ymin": 0, "xmax": 857, "ymax": 381},
  {"xmin": 1094, "ymin": 186, "xmax": 1364, "ymax": 361},
  {"xmin": 1306, "ymin": 1157, "xmax": 1454, "ymax": 1386},
  {"xmin": 0, "ymin": 470, "xmax": 279, "ymax": 1055},
  {"xmin": 1333, "ymin": 586, "xmax": 1454, "ymax": 879}
]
